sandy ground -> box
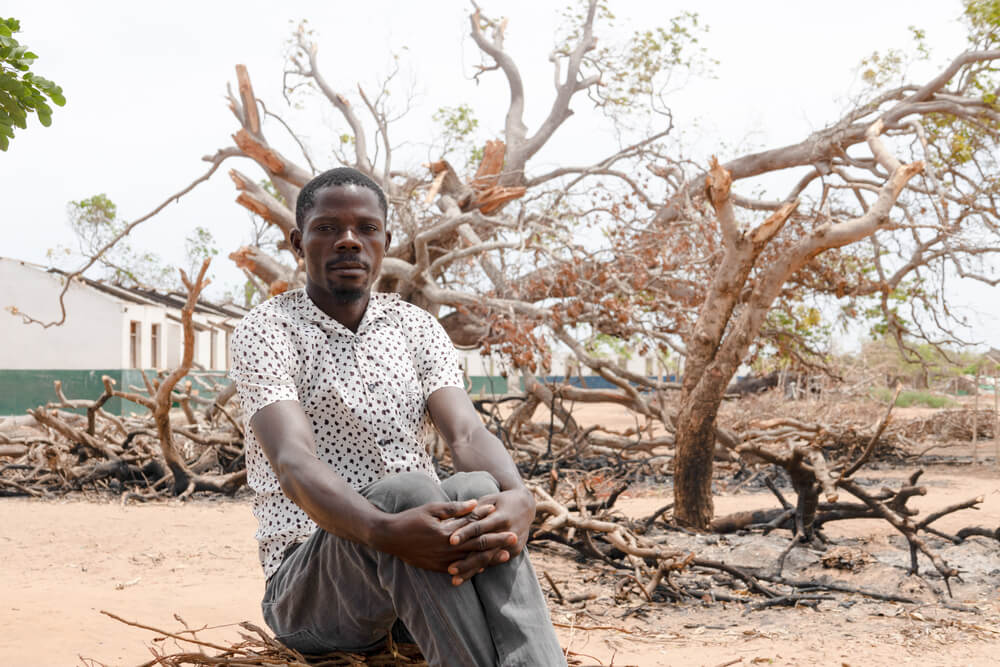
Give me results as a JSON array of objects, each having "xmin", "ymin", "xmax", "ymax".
[
  {"xmin": 2, "ymin": 397, "xmax": 999, "ymax": 665},
  {"xmin": 2, "ymin": 462, "xmax": 998, "ymax": 666}
]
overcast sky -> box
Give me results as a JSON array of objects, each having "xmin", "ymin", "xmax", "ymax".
[{"xmin": 2, "ymin": 1, "xmax": 995, "ymax": 347}]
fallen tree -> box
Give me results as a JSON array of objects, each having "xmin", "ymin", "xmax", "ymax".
[{"xmin": 12, "ymin": 0, "xmax": 1000, "ymax": 534}]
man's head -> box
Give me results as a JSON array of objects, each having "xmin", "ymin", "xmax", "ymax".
[
  {"xmin": 291, "ymin": 168, "xmax": 392, "ymax": 314},
  {"xmin": 295, "ymin": 167, "xmax": 388, "ymax": 229}
]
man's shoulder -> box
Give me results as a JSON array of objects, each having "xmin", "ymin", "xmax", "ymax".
[
  {"xmin": 236, "ymin": 289, "xmax": 305, "ymax": 332},
  {"xmin": 380, "ymin": 293, "xmax": 437, "ymax": 326}
]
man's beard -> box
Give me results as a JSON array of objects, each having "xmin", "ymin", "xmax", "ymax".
[{"xmin": 331, "ymin": 287, "xmax": 365, "ymax": 304}]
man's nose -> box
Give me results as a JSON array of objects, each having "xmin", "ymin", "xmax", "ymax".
[{"xmin": 334, "ymin": 228, "xmax": 361, "ymax": 252}]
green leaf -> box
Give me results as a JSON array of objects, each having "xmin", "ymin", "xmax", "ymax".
[
  {"xmin": 35, "ymin": 100, "xmax": 51, "ymax": 126},
  {"xmin": 0, "ymin": 76, "xmax": 19, "ymax": 94},
  {"xmin": 0, "ymin": 17, "xmax": 63, "ymax": 144}
]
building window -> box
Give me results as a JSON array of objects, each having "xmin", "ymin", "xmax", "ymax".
[
  {"xmin": 225, "ymin": 331, "xmax": 231, "ymax": 370},
  {"xmin": 150, "ymin": 323, "xmax": 160, "ymax": 368},
  {"xmin": 210, "ymin": 330, "xmax": 218, "ymax": 369},
  {"xmin": 130, "ymin": 321, "xmax": 141, "ymax": 368}
]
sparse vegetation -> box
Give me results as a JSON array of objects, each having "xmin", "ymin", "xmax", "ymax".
[{"xmin": 869, "ymin": 386, "xmax": 958, "ymax": 408}]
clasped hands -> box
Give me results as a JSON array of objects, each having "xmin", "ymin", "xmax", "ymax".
[{"xmin": 375, "ymin": 487, "xmax": 536, "ymax": 586}]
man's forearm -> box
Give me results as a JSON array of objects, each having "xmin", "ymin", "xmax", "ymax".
[
  {"xmin": 274, "ymin": 454, "xmax": 385, "ymax": 546},
  {"xmin": 427, "ymin": 387, "xmax": 527, "ymax": 493},
  {"xmin": 450, "ymin": 426, "xmax": 526, "ymax": 492},
  {"xmin": 251, "ymin": 400, "xmax": 384, "ymax": 547}
]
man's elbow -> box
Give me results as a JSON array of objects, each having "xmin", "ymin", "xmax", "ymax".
[
  {"xmin": 270, "ymin": 451, "xmax": 316, "ymax": 500},
  {"xmin": 448, "ymin": 423, "xmax": 486, "ymax": 456}
]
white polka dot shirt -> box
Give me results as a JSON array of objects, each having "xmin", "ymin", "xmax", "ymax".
[{"xmin": 229, "ymin": 289, "xmax": 465, "ymax": 578}]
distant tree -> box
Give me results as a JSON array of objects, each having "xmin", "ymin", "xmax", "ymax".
[
  {"xmin": 855, "ymin": 336, "xmax": 983, "ymax": 388},
  {"xmin": 0, "ymin": 17, "xmax": 65, "ymax": 151},
  {"xmin": 52, "ymin": 194, "xmax": 220, "ymax": 292},
  {"xmin": 58, "ymin": 194, "xmax": 173, "ymax": 288}
]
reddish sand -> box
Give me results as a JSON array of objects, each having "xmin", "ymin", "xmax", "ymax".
[
  {"xmin": 2, "ymin": 462, "xmax": 998, "ymax": 666},
  {"xmin": 2, "ymin": 399, "xmax": 999, "ymax": 665}
]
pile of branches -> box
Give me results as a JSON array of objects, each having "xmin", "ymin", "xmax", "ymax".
[
  {"xmin": 90, "ymin": 611, "xmax": 605, "ymax": 667},
  {"xmin": 734, "ymin": 415, "xmax": 911, "ymax": 463},
  {"xmin": 896, "ymin": 408, "xmax": 996, "ymax": 442},
  {"xmin": 0, "ymin": 260, "xmax": 246, "ymax": 501},
  {"xmin": 520, "ymin": 387, "xmax": 998, "ymax": 608},
  {"xmin": 87, "ymin": 611, "xmax": 428, "ymax": 667},
  {"xmin": 528, "ymin": 469, "xmax": 994, "ymax": 609}
]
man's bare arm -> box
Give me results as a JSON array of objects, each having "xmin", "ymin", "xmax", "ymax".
[
  {"xmin": 428, "ymin": 388, "xmax": 526, "ymax": 491},
  {"xmin": 427, "ymin": 387, "xmax": 536, "ymax": 584},
  {"xmin": 250, "ymin": 400, "xmax": 506, "ymax": 572}
]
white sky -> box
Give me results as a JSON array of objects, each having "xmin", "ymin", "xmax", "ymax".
[{"xmin": 2, "ymin": 0, "xmax": 996, "ymax": 348}]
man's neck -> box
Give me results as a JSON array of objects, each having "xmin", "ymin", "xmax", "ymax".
[{"xmin": 305, "ymin": 283, "xmax": 371, "ymax": 333}]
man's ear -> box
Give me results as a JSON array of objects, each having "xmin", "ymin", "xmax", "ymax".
[
  {"xmin": 290, "ymin": 227, "xmax": 304, "ymax": 257},
  {"xmin": 384, "ymin": 229, "xmax": 392, "ymax": 252}
]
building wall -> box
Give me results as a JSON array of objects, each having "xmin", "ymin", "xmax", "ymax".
[
  {"xmin": 166, "ymin": 322, "xmax": 182, "ymax": 368},
  {"xmin": 190, "ymin": 326, "xmax": 229, "ymax": 371},
  {"xmin": 197, "ymin": 328, "xmax": 228, "ymax": 371},
  {"xmin": 1, "ymin": 259, "xmax": 123, "ymax": 369},
  {"xmin": 118, "ymin": 302, "xmax": 170, "ymax": 369}
]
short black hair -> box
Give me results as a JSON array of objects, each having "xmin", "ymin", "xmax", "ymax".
[{"xmin": 295, "ymin": 167, "xmax": 388, "ymax": 229}]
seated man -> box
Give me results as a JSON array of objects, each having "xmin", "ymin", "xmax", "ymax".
[{"xmin": 229, "ymin": 166, "xmax": 565, "ymax": 666}]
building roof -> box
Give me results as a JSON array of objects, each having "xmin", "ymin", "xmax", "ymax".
[{"xmin": 2, "ymin": 256, "xmax": 248, "ymax": 320}]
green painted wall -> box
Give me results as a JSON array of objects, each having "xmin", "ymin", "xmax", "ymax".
[
  {"xmin": 0, "ymin": 370, "xmax": 519, "ymax": 416},
  {"xmin": 467, "ymin": 375, "xmax": 510, "ymax": 396},
  {"xmin": 0, "ymin": 369, "xmax": 228, "ymax": 417}
]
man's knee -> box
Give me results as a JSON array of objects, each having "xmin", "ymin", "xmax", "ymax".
[
  {"xmin": 363, "ymin": 471, "xmax": 446, "ymax": 513},
  {"xmin": 441, "ymin": 471, "xmax": 500, "ymax": 502}
]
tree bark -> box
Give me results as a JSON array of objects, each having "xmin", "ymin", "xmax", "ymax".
[
  {"xmin": 152, "ymin": 259, "xmax": 212, "ymax": 495},
  {"xmin": 672, "ymin": 126, "xmax": 921, "ymax": 529}
]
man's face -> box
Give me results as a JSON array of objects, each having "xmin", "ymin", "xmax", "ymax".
[{"xmin": 292, "ymin": 184, "xmax": 391, "ymax": 303}]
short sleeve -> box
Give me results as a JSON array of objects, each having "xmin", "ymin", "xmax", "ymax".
[
  {"xmin": 228, "ymin": 308, "xmax": 300, "ymax": 419},
  {"xmin": 405, "ymin": 306, "xmax": 465, "ymax": 399}
]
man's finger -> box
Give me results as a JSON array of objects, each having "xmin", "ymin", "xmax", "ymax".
[
  {"xmin": 440, "ymin": 503, "xmax": 495, "ymax": 534},
  {"xmin": 453, "ymin": 530, "xmax": 517, "ymax": 553},
  {"xmin": 428, "ymin": 499, "xmax": 477, "ymax": 519},
  {"xmin": 447, "ymin": 548, "xmax": 502, "ymax": 584},
  {"xmin": 464, "ymin": 503, "xmax": 495, "ymax": 522},
  {"xmin": 492, "ymin": 548, "xmax": 512, "ymax": 565},
  {"xmin": 449, "ymin": 512, "xmax": 508, "ymax": 545}
]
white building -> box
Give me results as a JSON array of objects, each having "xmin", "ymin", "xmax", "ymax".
[{"xmin": 0, "ymin": 257, "xmax": 246, "ymax": 414}]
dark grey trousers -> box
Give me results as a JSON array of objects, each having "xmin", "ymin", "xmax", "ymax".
[{"xmin": 261, "ymin": 471, "xmax": 566, "ymax": 667}]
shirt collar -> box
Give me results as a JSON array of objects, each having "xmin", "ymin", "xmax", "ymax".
[{"xmin": 297, "ymin": 289, "xmax": 400, "ymax": 336}]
